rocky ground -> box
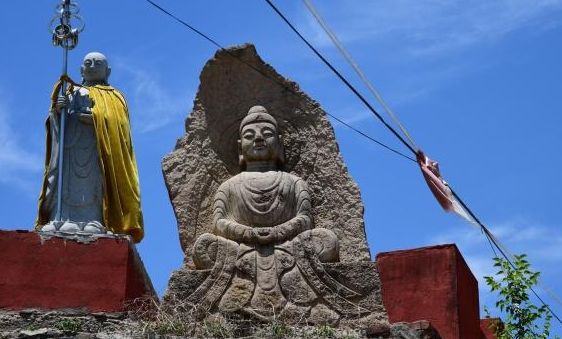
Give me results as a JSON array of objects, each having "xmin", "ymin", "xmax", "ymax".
[
  {"xmin": 0, "ymin": 309, "xmax": 140, "ymax": 338},
  {"xmin": 0, "ymin": 309, "xmax": 439, "ymax": 338}
]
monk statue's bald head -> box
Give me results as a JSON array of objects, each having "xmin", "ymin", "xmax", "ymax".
[
  {"xmin": 238, "ymin": 106, "xmax": 284, "ymax": 171},
  {"xmin": 81, "ymin": 51, "xmax": 111, "ymax": 85}
]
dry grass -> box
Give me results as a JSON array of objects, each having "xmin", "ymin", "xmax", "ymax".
[{"xmin": 127, "ymin": 297, "xmax": 363, "ymax": 338}]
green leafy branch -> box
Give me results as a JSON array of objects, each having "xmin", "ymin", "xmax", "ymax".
[{"xmin": 484, "ymin": 254, "xmax": 556, "ymax": 339}]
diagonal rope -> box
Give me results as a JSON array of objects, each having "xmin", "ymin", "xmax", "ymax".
[
  {"xmin": 484, "ymin": 228, "xmax": 562, "ymax": 317},
  {"xmin": 451, "ymin": 188, "xmax": 562, "ymax": 325},
  {"xmin": 263, "ymin": 0, "xmax": 417, "ymax": 156},
  {"xmin": 145, "ymin": 0, "xmax": 223, "ymax": 49},
  {"xmin": 302, "ymin": 0, "xmax": 418, "ymax": 152}
]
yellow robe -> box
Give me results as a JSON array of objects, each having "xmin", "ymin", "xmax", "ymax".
[{"xmin": 36, "ymin": 83, "xmax": 144, "ymax": 243}]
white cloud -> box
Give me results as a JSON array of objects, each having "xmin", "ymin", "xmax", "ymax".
[
  {"xmin": 303, "ymin": 0, "xmax": 562, "ymax": 56},
  {"xmin": 112, "ymin": 60, "xmax": 192, "ymax": 133},
  {"xmin": 338, "ymin": 109, "xmax": 373, "ymax": 125},
  {"xmin": 464, "ymin": 254, "xmax": 496, "ymax": 287},
  {"xmin": 431, "ymin": 218, "xmax": 562, "ymax": 264},
  {"xmin": 294, "ymin": 0, "xmax": 561, "ymax": 119},
  {"xmin": 0, "ymin": 95, "xmax": 43, "ymax": 193}
]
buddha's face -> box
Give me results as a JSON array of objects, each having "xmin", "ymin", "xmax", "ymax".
[
  {"xmin": 81, "ymin": 52, "xmax": 110, "ymax": 84},
  {"xmin": 240, "ymin": 122, "xmax": 280, "ymax": 163}
]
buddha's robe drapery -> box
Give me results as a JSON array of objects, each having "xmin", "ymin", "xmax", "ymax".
[
  {"xmin": 36, "ymin": 83, "xmax": 144, "ymax": 242},
  {"xmin": 213, "ymin": 171, "xmax": 312, "ymax": 244}
]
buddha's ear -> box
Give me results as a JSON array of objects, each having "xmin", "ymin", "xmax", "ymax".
[
  {"xmin": 237, "ymin": 139, "xmax": 246, "ymax": 170},
  {"xmin": 277, "ymin": 134, "xmax": 286, "ymax": 169}
]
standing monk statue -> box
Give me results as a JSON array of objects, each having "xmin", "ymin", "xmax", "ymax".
[{"xmin": 36, "ymin": 51, "xmax": 144, "ymax": 243}]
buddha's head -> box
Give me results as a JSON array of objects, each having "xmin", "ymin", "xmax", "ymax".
[
  {"xmin": 238, "ymin": 106, "xmax": 285, "ymax": 171},
  {"xmin": 81, "ymin": 52, "xmax": 111, "ymax": 85}
]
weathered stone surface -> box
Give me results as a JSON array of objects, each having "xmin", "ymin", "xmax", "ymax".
[
  {"xmin": 162, "ymin": 44, "xmax": 371, "ymax": 264},
  {"xmin": 324, "ymin": 261, "xmax": 387, "ymax": 314},
  {"xmin": 164, "ymin": 260, "xmax": 388, "ymax": 327},
  {"xmin": 309, "ymin": 303, "xmax": 340, "ymax": 326}
]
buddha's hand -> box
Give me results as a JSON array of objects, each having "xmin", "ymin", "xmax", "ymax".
[{"xmin": 254, "ymin": 227, "xmax": 276, "ymax": 245}]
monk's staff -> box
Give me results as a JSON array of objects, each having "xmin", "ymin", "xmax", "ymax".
[{"xmin": 49, "ymin": 0, "xmax": 84, "ymax": 221}]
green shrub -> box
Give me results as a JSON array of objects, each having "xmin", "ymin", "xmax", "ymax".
[{"xmin": 484, "ymin": 254, "xmax": 556, "ymax": 339}]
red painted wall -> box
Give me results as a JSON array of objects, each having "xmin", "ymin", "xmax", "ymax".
[
  {"xmin": 0, "ymin": 230, "xmax": 156, "ymax": 312},
  {"xmin": 377, "ymin": 244, "xmax": 485, "ymax": 339},
  {"xmin": 480, "ymin": 318, "xmax": 502, "ymax": 339},
  {"xmin": 455, "ymin": 248, "xmax": 483, "ymax": 338}
]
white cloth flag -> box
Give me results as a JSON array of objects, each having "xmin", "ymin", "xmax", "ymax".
[{"xmin": 416, "ymin": 151, "xmax": 479, "ymax": 228}]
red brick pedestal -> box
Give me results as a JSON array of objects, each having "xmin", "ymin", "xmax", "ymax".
[
  {"xmin": 377, "ymin": 244, "xmax": 486, "ymax": 339},
  {"xmin": 0, "ymin": 230, "xmax": 156, "ymax": 312}
]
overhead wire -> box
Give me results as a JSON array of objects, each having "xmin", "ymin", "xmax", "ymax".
[
  {"xmin": 143, "ymin": 0, "xmax": 562, "ymax": 325},
  {"xmin": 485, "ymin": 229, "xmax": 562, "ymax": 321},
  {"xmin": 144, "ymin": 0, "xmax": 415, "ymax": 163},
  {"xmin": 263, "ymin": 0, "xmax": 417, "ymax": 156},
  {"xmin": 451, "ymin": 184, "xmax": 562, "ymax": 325},
  {"xmin": 302, "ymin": 0, "xmax": 418, "ymax": 152},
  {"xmin": 145, "ymin": 0, "xmax": 223, "ymax": 50}
]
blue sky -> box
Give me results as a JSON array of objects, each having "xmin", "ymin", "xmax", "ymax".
[{"xmin": 1, "ymin": 0, "xmax": 561, "ymax": 332}]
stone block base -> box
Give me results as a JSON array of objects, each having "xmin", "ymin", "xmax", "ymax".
[{"xmin": 0, "ymin": 230, "xmax": 156, "ymax": 313}]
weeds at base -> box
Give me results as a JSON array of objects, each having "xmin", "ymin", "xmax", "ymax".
[
  {"xmin": 316, "ymin": 324, "xmax": 337, "ymax": 337},
  {"xmin": 55, "ymin": 318, "xmax": 82, "ymax": 334},
  {"xmin": 130, "ymin": 297, "xmax": 362, "ymax": 338}
]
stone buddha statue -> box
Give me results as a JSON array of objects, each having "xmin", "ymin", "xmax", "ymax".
[
  {"xmin": 212, "ymin": 105, "xmax": 313, "ymax": 247},
  {"xmin": 163, "ymin": 45, "xmax": 388, "ymax": 330},
  {"xmin": 181, "ymin": 106, "xmax": 368, "ymax": 322}
]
